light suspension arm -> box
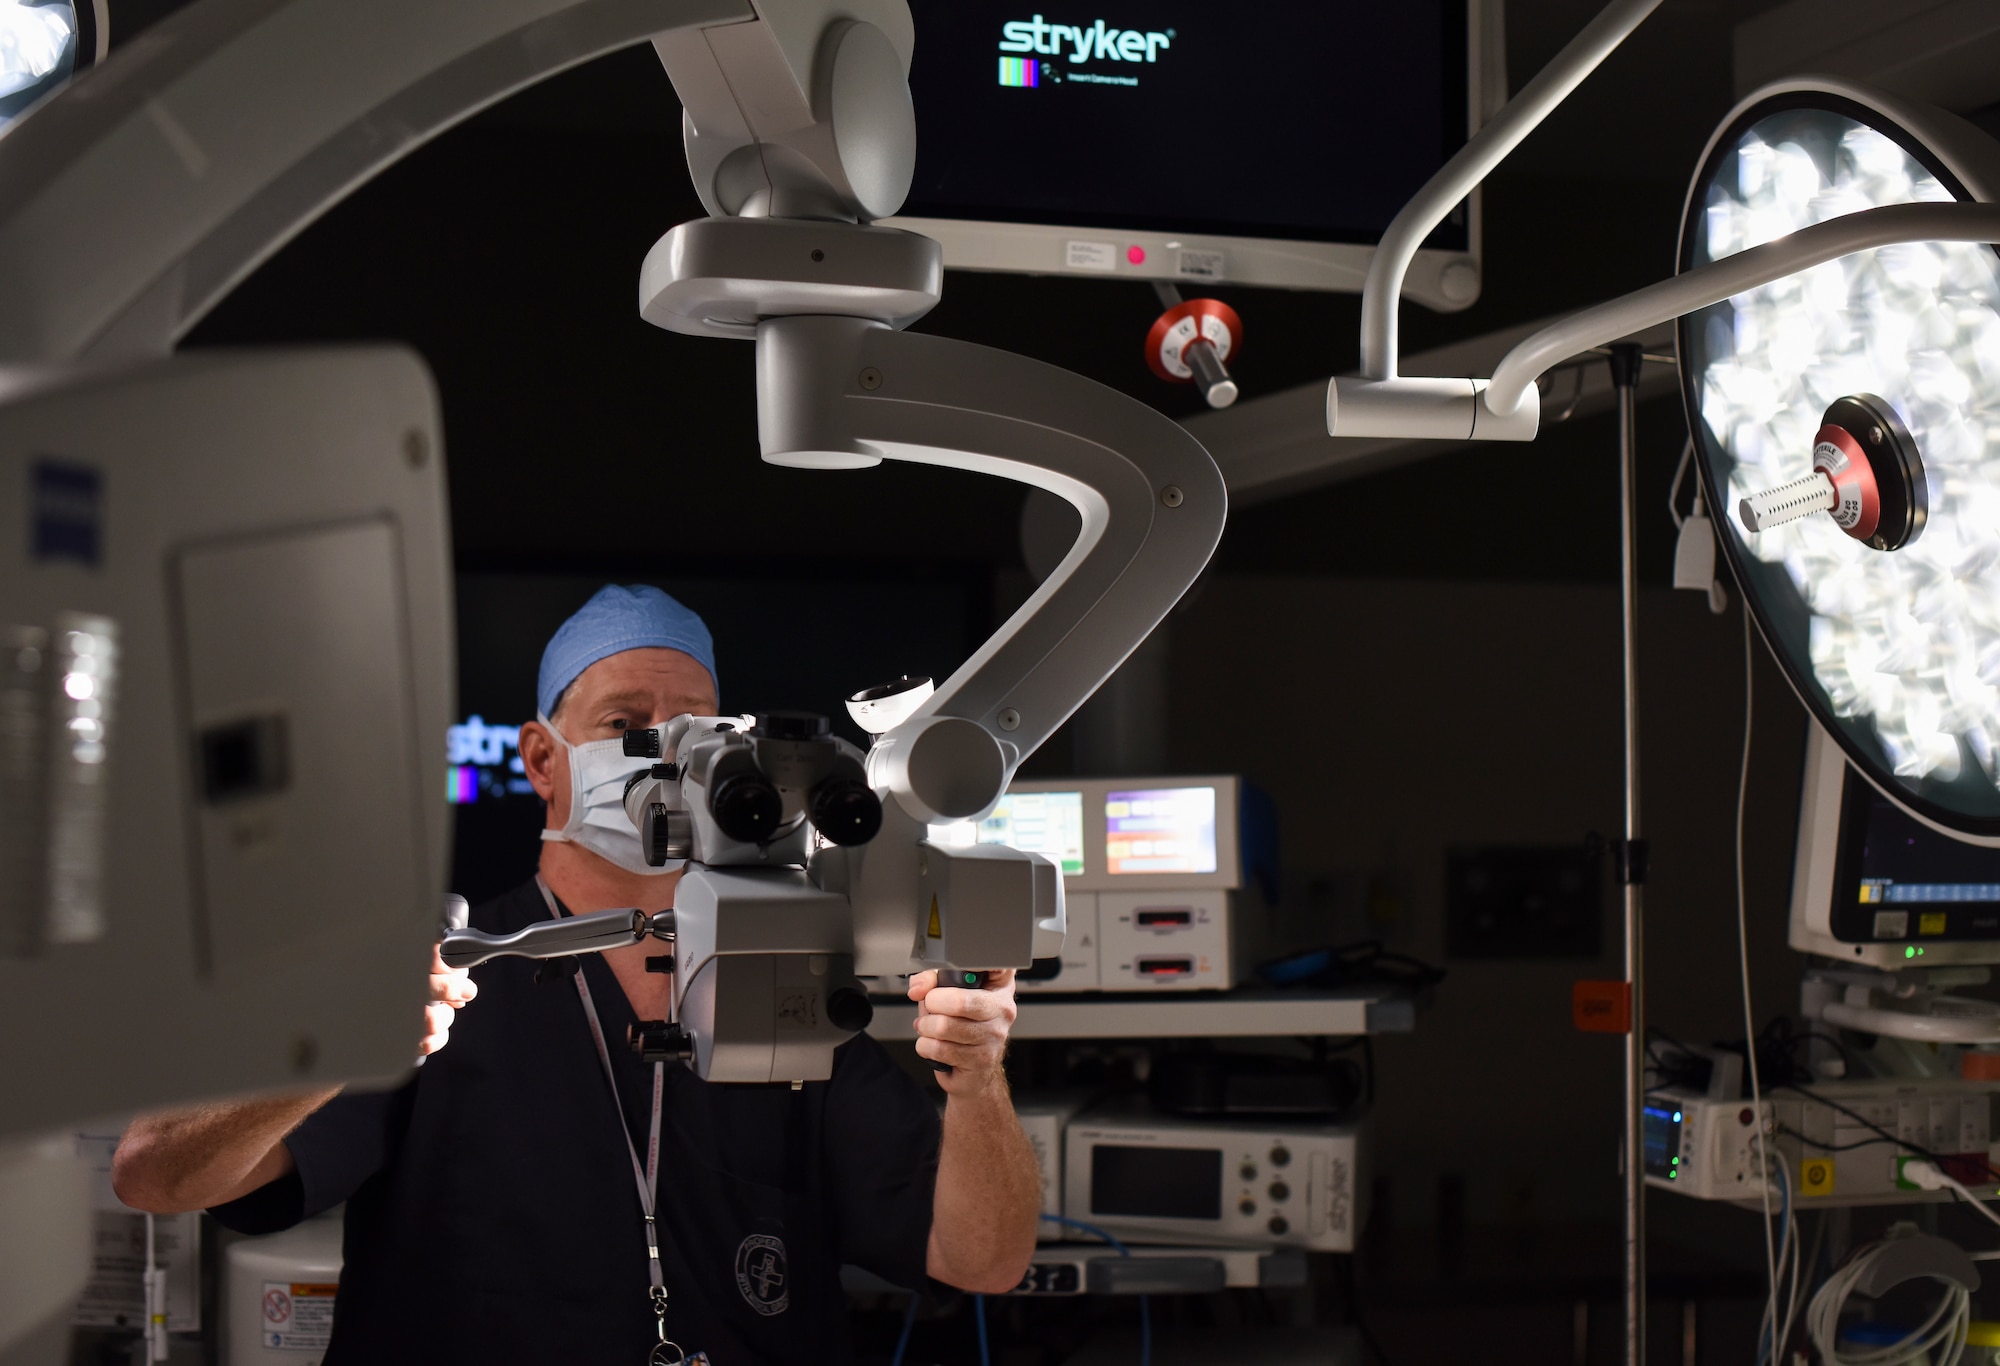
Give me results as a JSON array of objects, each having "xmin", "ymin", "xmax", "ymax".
[
  {"xmin": 1330, "ymin": 201, "xmax": 2000, "ymax": 441},
  {"xmin": 1484, "ymin": 201, "xmax": 2000, "ymax": 417},
  {"xmin": 1359, "ymin": 0, "xmax": 1663, "ymax": 381}
]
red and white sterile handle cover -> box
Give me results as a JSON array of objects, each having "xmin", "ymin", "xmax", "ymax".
[
  {"xmin": 1736, "ymin": 424, "xmax": 1881, "ymax": 540},
  {"xmin": 1145, "ymin": 297, "xmax": 1241, "ymax": 383},
  {"xmin": 1809, "ymin": 424, "xmax": 1881, "ymax": 540}
]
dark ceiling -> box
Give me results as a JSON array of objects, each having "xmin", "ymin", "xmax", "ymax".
[{"xmin": 182, "ymin": 1, "xmax": 1801, "ymax": 588}]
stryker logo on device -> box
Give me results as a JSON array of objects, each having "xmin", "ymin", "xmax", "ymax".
[{"xmin": 1000, "ymin": 16, "xmax": 1172, "ymax": 64}]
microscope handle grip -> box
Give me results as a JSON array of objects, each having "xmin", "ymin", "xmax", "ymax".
[
  {"xmin": 439, "ymin": 907, "xmax": 649, "ymax": 970},
  {"xmin": 928, "ymin": 970, "xmax": 992, "ymax": 1074}
]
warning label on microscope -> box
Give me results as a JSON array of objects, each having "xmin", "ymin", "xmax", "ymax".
[{"xmin": 263, "ymin": 1281, "xmax": 337, "ymax": 1351}]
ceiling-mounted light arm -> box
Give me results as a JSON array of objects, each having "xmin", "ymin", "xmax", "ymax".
[
  {"xmin": 1358, "ymin": 0, "xmax": 1662, "ymax": 382},
  {"xmin": 0, "ymin": 0, "xmax": 917, "ymax": 364},
  {"xmin": 1330, "ymin": 201, "xmax": 2000, "ymax": 442},
  {"xmin": 1486, "ymin": 201, "xmax": 2000, "ymax": 417}
]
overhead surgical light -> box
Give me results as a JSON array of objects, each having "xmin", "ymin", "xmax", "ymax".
[
  {"xmin": 0, "ymin": 1, "xmax": 69, "ymax": 91},
  {"xmin": 1679, "ymin": 82, "xmax": 2000, "ymax": 843},
  {"xmin": 1305, "ymin": 10, "xmax": 2000, "ymax": 1356},
  {"xmin": 0, "ymin": 0, "xmax": 88, "ymax": 129}
]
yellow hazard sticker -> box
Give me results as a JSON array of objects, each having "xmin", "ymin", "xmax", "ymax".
[
  {"xmin": 1799, "ymin": 1158, "xmax": 1835, "ymax": 1196},
  {"xmin": 928, "ymin": 894, "xmax": 941, "ymax": 939},
  {"xmin": 1920, "ymin": 912, "xmax": 1947, "ymax": 935}
]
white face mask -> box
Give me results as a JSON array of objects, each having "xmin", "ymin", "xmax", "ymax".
[{"xmin": 536, "ymin": 712, "xmax": 681, "ymax": 876}]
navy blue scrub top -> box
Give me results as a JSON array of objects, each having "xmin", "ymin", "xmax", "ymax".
[{"xmin": 211, "ymin": 878, "xmax": 940, "ymax": 1365}]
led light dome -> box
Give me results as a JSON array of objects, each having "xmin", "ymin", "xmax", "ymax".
[
  {"xmin": 0, "ymin": 0, "xmax": 84, "ymax": 130},
  {"xmin": 1679, "ymin": 80, "xmax": 2000, "ymax": 843}
]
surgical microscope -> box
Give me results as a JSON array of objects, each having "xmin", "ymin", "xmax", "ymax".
[{"xmin": 0, "ymin": 0, "xmax": 1226, "ymax": 1353}]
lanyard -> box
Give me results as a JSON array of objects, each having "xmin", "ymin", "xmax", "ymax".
[{"xmin": 535, "ymin": 876, "xmax": 683, "ymax": 1366}]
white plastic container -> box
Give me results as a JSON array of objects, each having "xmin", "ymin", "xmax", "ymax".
[{"xmin": 223, "ymin": 1211, "xmax": 343, "ymax": 1365}]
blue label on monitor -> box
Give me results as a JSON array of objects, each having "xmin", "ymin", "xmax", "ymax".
[{"xmin": 31, "ymin": 459, "xmax": 102, "ymax": 566}]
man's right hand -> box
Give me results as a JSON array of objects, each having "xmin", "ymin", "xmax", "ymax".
[{"xmin": 422, "ymin": 946, "xmax": 478, "ymax": 1056}]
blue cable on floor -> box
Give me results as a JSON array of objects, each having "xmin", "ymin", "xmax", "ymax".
[
  {"xmin": 1039, "ymin": 1213, "xmax": 1133, "ymax": 1255},
  {"xmin": 889, "ymin": 1289, "xmax": 920, "ymax": 1366},
  {"xmin": 975, "ymin": 1293, "xmax": 991, "ymax": 1366},
  {"xmin": 1041, "ymin": 1214, "xmax": 1150, "ymax": 1366}
]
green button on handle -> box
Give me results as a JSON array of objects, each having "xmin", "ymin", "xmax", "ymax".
[{"xmin": 929, "ymin": 970, "xmax": 991, "ymax": 1074}]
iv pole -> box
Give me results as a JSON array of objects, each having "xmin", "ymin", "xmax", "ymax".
[{"xmin": 1610, "ymin": 342, "xmax": 1648, "ymax": 1365}]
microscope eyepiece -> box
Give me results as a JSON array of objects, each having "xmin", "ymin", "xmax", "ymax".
[
  {"xmin": 809, "ymin": 776, "xmax": 882, "ymax": 846},
  {"xmin": 753, "ymin": 711, "xmax": 831, "ymax": 741},
  {"xmin": 708, "ymin": 748, "xmax": 783, "ymax": 844}
]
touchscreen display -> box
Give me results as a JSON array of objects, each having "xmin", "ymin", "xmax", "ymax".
[
  {"xmin": 902, "ymin": 0, "xmax": 1468, "ymax": 247},
  {"xmin": 1106, "ymin": 787, "xmax": 1217, "ymax": 875},
  {"xmin": 1832, "ymin": 767, "xmax": 2000, "ymax": 942},
  {"xmin": 931, "ymin": 790, "xmax": 1086, "ymax": 875},
  {"xmin": 1641, "ymin": 1101, "xmax": 1682, "ymax": 1180}
]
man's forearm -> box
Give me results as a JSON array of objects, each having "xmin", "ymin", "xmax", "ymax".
[
  {"xmin": 926, "ymin": 1074, "xmax": 1041, "ymax": 1293},
  {"xmin": 112, "ymin": 1087, "xmax": 339, "ymax": 1214}
]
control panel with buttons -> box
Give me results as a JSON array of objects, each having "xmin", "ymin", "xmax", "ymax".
[{"xmin": 1064, "ymin": 1105, "xmax": 1366, "ymax": 1252}]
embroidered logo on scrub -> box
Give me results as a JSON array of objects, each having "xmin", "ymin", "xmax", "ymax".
[{"xmin": 734, "ymin": 1235, "xmax": 789, "ymax": 1316}]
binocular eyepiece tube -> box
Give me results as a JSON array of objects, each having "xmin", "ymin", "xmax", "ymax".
[{"xmin": 621, "ymin": 712, "xmax": 884, "ymax": 859}]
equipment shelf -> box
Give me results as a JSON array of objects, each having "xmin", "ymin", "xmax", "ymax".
[{"xmin": 865, "ymin": 987, "xmax": 1415, "ymax": 1041}]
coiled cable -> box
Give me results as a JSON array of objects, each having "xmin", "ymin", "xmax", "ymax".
[{"xmin": 1805, "ymin": 1238, "xmax": 1969, "ymax": 1366}]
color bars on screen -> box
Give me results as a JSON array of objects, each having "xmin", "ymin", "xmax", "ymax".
[{"xmin": 998, "ymin": 55, "xmax": 1038, "ymax": 87}]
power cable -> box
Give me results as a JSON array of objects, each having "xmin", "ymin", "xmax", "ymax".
[
  {"xmin": 1734, "ymin": 605, "xmax": 1781, "ymax": 1362},
  {"xmin": 889, "ymin": 1290, "xmax": 920, "ymax": 1366},
  {"xmin": 1806, "ymin": 1236, "xmax": 1969, "ymax": 1366},
  {"xmin": 1040, "ymin": 1214, "xmax": 1148, "ymax": 1366},
  {"xmin": 1667, "ymin": 439, "xmax": 1692, "ymax": 529}
]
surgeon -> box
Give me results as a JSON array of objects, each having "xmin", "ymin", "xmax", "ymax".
[{"xmin": 113, "ymin": 585, "xmax": 1042, "ymax": 1364}]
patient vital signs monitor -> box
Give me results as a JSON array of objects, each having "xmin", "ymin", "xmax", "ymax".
[{"xmin": 1792, "ymin": 723, "xmax": 2000, "ymax": 968}]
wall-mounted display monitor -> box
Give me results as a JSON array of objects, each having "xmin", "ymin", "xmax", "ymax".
[
  {"xmin": 445, "ymin": 714, "xmax": 529, "ymax": 806},
  {"xmin": 884, "ymin": 0, "xmax": 1490, "ymax": 300},
  {"xmin": 1791, "ymin": 723, "xmax": 2000, "ymax": 968},
  {"xmin": 934, "ymin": 775, "xmax": 1249, "ymax": 892}
]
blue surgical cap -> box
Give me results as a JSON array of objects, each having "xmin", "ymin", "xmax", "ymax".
[{"xmin": 537, "ymin": 585, "xmax": 717, "ymax": 718}]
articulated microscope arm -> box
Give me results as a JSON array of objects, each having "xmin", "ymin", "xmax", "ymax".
[
  {"xmin": 0, "ymin": 0, "xmax": 915, "ymax": 363},
  {"xmin": 0, "ymin": 0, "xmax": 1229, "ymax": 1077},
  {"xmin": 751, "ymin": 314, "xmax": 1228, "ymax": 976},
  {"xmin": 0, "ymin": 0, "xmax": 1223, "ymax": 835}
]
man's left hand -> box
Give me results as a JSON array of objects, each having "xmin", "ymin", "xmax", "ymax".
[{"xmin": 908, "ymin": 969, "xmax": 1017, "ymax": 1094}]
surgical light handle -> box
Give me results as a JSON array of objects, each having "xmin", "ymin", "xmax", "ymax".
[
  {"xmin": 1359, "ymin": 0, "xmax": 1663, "ymax": 381},
  {"xmin": 1738, "ymin": 472, "xmax": 1835, "ymax": 533}
]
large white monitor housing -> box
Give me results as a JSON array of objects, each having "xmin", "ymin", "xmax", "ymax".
[
  {"xmin": 1791, "ymin": 723, "xmax": 2000, "ymax": 970},
  {"xmin": 882, "ymin": 0, "xmax": 1494, "ymax": 302}
]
